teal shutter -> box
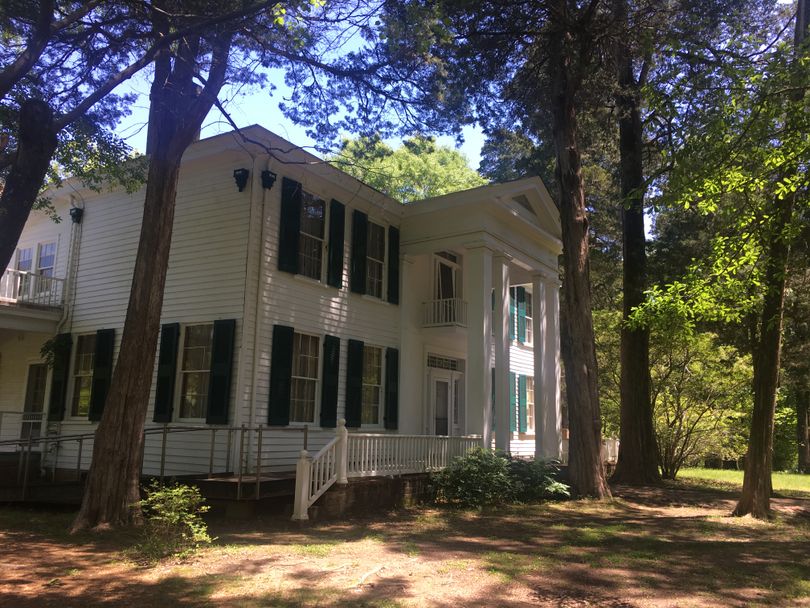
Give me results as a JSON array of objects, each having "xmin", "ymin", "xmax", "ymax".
[
  {"xmin": 345, "ymin": 339, "xmax": 364, "ymax": 427},
  {"xmin": 153, "ymin": 323, "xmax": 180, "ymax": 423},
  {"xmin": 518, "ymin": 374, "xmax": 528, "ymax": 433},
  {"xmin": 88, "ymin": 328, "xmax": 115, "ymax": 421},
  {"xmin": 278, "ymin": 177, "xmax": 302, "ymax": 274},
  {"xmin": 387, "ymin": 226, "xmax": 400, "ymax": 304},
  {"xmin": 509, "ymin": 372, "xmax": 517, "ymax": 432},
  {"xmin": 320, "ymin": 335, "xmax": 340, "ymax": 427},
  {"xmin": 268, "ymin": 324, "xmax": 295, "ymax": 425},
  {"xmin": 384, "ymin": 348, "xmax": 399, "ymax": 429},
  {"xmin": 47, "ymin": 333, "xmax": 72, "ymax": 421},
  {"xmin": 517, "ymin": 286, "xmax": 527, "ymax": 343},
  {"xmin": 327, "ymin": 199, "xmax": 345, "ymax": 288},
  {"xmin": 509, "ymin": 287, "xmax": 516, "ymax": 340},
  {"xmin": 350, "ymin": 210, "xmax": 368, "ymax": 294},
  {"xmin": 206, "ymin": 319, "xmax": 236, "ymax": 425}
]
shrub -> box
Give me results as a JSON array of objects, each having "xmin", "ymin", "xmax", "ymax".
[
  {"xmin": 431, "ymin": 448, "xmax": 570, "ymax": 508},
  {"xmin": 136, "ymin": 481, "xmax": 212, "ymax": 560}
]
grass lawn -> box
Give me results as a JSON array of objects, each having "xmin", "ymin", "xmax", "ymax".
[
  {"xmin": 679, "ymin": 467, "xmax": 810, "ymax": 497},
  {"xmin": 1, "ymin": 481, "xmax": 809, "ymax": 607}
]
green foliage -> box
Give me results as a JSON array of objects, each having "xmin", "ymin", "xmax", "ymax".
[
  {"xmin": 329, "ymin": 134, "xmax": 486, "ymax": 203},
  {"xmin": 431, "ymin": 448, "xmax": 569, "ymax": 508},
  {"xmin": 40, "ymin": 334, "xmax": 72, "ymax": 369},
  {"xmin": 136, "ymin": 481, "xmax": 212, "ymax": 561}
]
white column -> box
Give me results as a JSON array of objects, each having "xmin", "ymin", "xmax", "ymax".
[
  {"xmin": 465, "ymin": 245, "xmax": 493, "ymax": 448},
  {"xmin": 534, "ymin": 274, "xmax": 562, "ymax": 460},
  {"xmin": 493, "ymin": 254, "xmax": 511, "ymax": 452}
]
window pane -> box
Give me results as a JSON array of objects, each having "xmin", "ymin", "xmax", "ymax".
[
  {"xmin": 367, "ymin": 222, "xmax": 385, "ymax": 260},
  {"xmin": 71, "ymin": 334, "xmax": 97, "ymax": 416},
  {"xmin": 38, "ymin": 243, "xmax": 56, "ymax": 275},
  {"xmin": 179, "ymin": 324, "xmax": 213, "ymax": 419},
  {"xmin": 17, "ymin": 248, "xmax": 33, "ymax": 272},
  {"xmin": 180, "ymin": 371, "xmax": 209, "ymax": 418},
  {"xmin": 361, "ymin": 346, "xmax": 382, "ymax": 425},
  {"xmin": 290, "ymin": 378, "xmax": 316, "ymax": 423},
  {"xmin": 291, "ymin": 333, "xmax": 319, "ymax": 423},
  {"xmin": 298, "ymin": 233, "xmax": 323, "ymax": 280},
  {"xmin": 300, "ymin": 193, "xmax": 325, "ymax": 238}
]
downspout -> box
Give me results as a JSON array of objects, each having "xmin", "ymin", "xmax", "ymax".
[{"xmin": 56, "ymin": 193, "xmax": 84, "ymax": 334}]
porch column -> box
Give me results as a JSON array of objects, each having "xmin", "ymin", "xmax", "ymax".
[
  {"xmin": 493, "ymin": 254, "xmax": 511, "ymax": 452},
  {"xmin": 465, "ymin": 244, "xmax": 493, "ymax": 448},
  {"xmin": 534, "ymin": 274, "xmax": 562, "ymax": 460}
]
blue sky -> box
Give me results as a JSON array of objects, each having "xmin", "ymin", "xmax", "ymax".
[{"xmin": 114, "ymin": 70, "xmax": 486, "ymax": 168}]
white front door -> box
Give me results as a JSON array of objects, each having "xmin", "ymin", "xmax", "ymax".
[{"xmin": 429, "ymin": 369, "xmax": 465, "ymax": 436}]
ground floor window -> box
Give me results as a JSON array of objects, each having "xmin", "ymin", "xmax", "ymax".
[
  {"xmin": 526, "ymin": 376, "xmax": 535, "ymax": 432},
  {"xmin": 291, "ymin": 332, "xmax": 320, "ymax": 423},
  {"xmin": 71, "ymin": 334, "xmax": 96, "ymax": 417},
  {"xmin": 361, "ymin": 345, "xmax": 382, "ymax": 425},
  {"xmin": 179, "ymin": 324, "xmax": 213, "ymax": 419}
]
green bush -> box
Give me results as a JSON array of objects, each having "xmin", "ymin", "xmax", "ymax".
[
  {"xmin": 431, "ymin": 448, "xmax": 570, "ymax": 508},
  {"xmin": 135, "ymin": 481, "xmax": 212, "ymax": 560}
]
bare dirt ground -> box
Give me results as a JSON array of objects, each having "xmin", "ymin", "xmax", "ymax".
[{"xmin": 1, "ymin": 481, "xmax": 809, "ymax": 607}]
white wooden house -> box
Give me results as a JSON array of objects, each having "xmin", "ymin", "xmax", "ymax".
[{"xmin": 0, "ymin": 125, "xmax": 562, "ymax": 505}]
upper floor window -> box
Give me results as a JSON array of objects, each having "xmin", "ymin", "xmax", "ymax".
[
  {"xmin": 291, "ymin": 332, "xmax": 320, "ymax": 423},
  {"xmin": 38, "ymin": 243, "xmax": 56, "ymax": 278},
  {"xmin": 179, "ymin": 324, "xmax": 213, "ymax": 419},
  {"xmin": 435, "ymin": 252, "xmax": 460, "ymax": 300},
  {"xmin": 16, "ymin": 247, "xmax": 33, "ymax": 272},
  {"xmin": 361, "ymin": 345, "xmax": 383, "ymax": 425},
  {"xmin": 298, "ymin": 191, "xmax": 326, "ymax": 280},
  {"xmin": 525, "ymin": 291, "xmax": 533, "ymax": 345},
  {"xmin": 366, "ymin": 221, "xmax": 386, "ymax": 298},
  {"xmin": 71, "ymin": 334, "xmax": 96, "ymax": 417}
]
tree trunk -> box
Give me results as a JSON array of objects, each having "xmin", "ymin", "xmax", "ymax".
[
  {"xmin": 610, "ymin": 0, "xmax": 660, "ymax": 485},
  {"xmin": 548, "ymin": 2, "xmax": 610, "ymax": 499},
  {"xmin": 732, "ymin": 0, "xmax": 806, "ymax": 519},
  {"xmin": 71, "ymin": 29, "xmax": 232, "ymax": 531},
  {"xmin": 798, "ymin": 390, "xmax": 810, "ymax": 473},
  {"xmin": 0, "ymin": 99, "xmax": 58, "ymax": 274}
]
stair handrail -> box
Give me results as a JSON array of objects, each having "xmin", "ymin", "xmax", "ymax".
[{"xmin": 292, "ymin": 418, "xmax": 348, "ymax": 521}]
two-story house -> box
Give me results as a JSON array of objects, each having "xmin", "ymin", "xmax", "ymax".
[{"xmin": 0, "ymin": 125, "xmax": 562, "ymax": 496}]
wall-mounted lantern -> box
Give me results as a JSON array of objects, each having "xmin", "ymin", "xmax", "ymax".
[
  {"xmin": 69, "ymin": 206, "xmax": 84, "ymax": 224},
  {"xmin": 233, "ymin": 168, "xmax": 250, "ymax": 192},
  {"xmin": 261, "ymin": 170, "xmax": 277, "ymax": 190}
]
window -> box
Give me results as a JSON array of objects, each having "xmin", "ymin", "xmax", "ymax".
[
  {"xmin": 38, "ymin": 242, "xmax": 56, "ymax": 278},
  {"xmin": 366, "ymin": 221, "xmax": 385, "ymax": 298},
  {"xmin": 361, "ymin": 345, "xmax": 382, "ymax": 425},
  {"xmin": 178, "ymin": 324, "xmax": 213, "ymax": 419},
  {"xmin": 291, "ymin": 332, "xmax": 319, "ymax": 423},
  {"xmin": 526, "ymin": 376, "xmax": 535, "ymax": 432},
  {"xmin": 525, "ymin": 291, "xmax": 533, "ymax": 345},
  {"xmin": 435, "ymin": 252, "xmax": 459, "ymax": 299},
  {"xmin": 71, "ymin": 334, "xmax": 96, "ymax": 417},
  {"xmin": 16, "ymin": 247, "xmax": 33, "ymax": 272},
  {"xmin": 298, "ymin": 191, "xmax": 326, "ymax": 280}
]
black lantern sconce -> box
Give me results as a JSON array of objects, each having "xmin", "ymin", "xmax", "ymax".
[
  {"xmin": 69, "ymin": 206, "xmax": 84, "ymax": 224},
  {"xmin": 261, "ymin": 170, "xmax": 277, "ymax": 190},
  {"xmin": 233, "ymin": 168, "xmax": 250, "ymax": 192}
]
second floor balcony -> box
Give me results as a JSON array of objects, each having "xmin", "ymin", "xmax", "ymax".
[
  {"xmin": 422, "ymin": 297, "xmax": 468, "ymax": 328},
  {"xmin": 0, "ymin": 269, "xmax": 65, "ymax": 310}
]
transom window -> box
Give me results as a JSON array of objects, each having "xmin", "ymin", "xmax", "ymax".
[
  {"xmin": 366, "ymin": 221, "xmax": 385, "ymax": 298},
  {"xmin": 16, "ymin": 248, "xmax": 33, "ymax": 272},
  {"xmin": 361, "ymin": 345, "xmax": 382, "ymax": 425},
  {"xmin": 71, "ymin": 334, "xmax": 96, "ymax": 417},
  {"xmin": 38, "ymin": 243, "xmax": 56, "ymax": 278},
  {"xmin": 298, "ymin": 191, "xmax": 326, "ymax": 280},
  {"xmin": 179, "ymin": 324, "xmax": 213, "ymax": 419},
  {"xmin": 291, "ymin": 333, "xmax": 319, "ymax": 423},
  {"xmin": 526, "ymin": 376, "xmax": 535, "ymax": 432}
]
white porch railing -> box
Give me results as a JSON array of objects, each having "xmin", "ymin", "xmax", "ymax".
[
  {"xmin": 560, "ymin": 436, "xmax": 620, "ymax": 465},
  {"xmin": 0, "ymin": 270, "xmax": 65, "ymax": 308},
  {"xmin": 292, "ymin": 419, "xmax": 479, "ymax": 520},
  {"xmin": 422, "ymin": 298, "xmax": 468, "ymax": 327}
]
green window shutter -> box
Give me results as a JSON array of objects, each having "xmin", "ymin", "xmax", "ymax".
[
  {"xmin": 518, "ymin": 374, "xmax": 528, "ymax": 433},
  {"xmin": 88, "ymin": 328, "xmax": 115, "ymax": 422},
  {"xmin": 387, "ymin": 226, "xmax": 400, "ymax": 305},
  {"xmin": 509, "ymin": 287, "xmax": 516, "ymax": 340},
  {"xmin": 268, "ymin": 324, "xmax": 295, "ymax": 426},
  {"xmin": 517, "ymin": 286, "xmax": 527, "ymax": 343},
  {"xmin": 345, "ymin": 339, "xmax": 364, "ymax": 427},
  {"xmin": 350, "ymin": 210, "xmax": 368, "ymax": 294},
  {"xmin": 326, "ymin": 199, "xmax": 345, "ymax": 288},
  {"xmin": 153, "ymin": 323, "xmax": 180, "ymax": 423},
  {"xmin": 320, "ymin": 335, "xmax": 340, "ymax": 428},
  {"xmin": 278, "ymin": 177, "xmax": 302, "ymax": 274},
  {"xmin": 384, "ymin": 347, "xmax": 399, "ymax": 430},
  {"xmin": 206, "ymin": 319, "xmax": 236, "ymax": 425},
  {"xmin": 509, "ymin": 372, "xmax": 517, "ymax": 433},
  {"xmin": 47, "ymin": 333, "xmax": 72, "ymax": 421}
]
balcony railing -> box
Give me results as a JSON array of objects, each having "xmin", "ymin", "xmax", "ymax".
[
  {"xmin": 0, "ymin": 270, "xmax": 65, "ymax": 308},
  {"xmin": 422, "ymin": 297, "xmax": 468, "ymax": 328}
]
